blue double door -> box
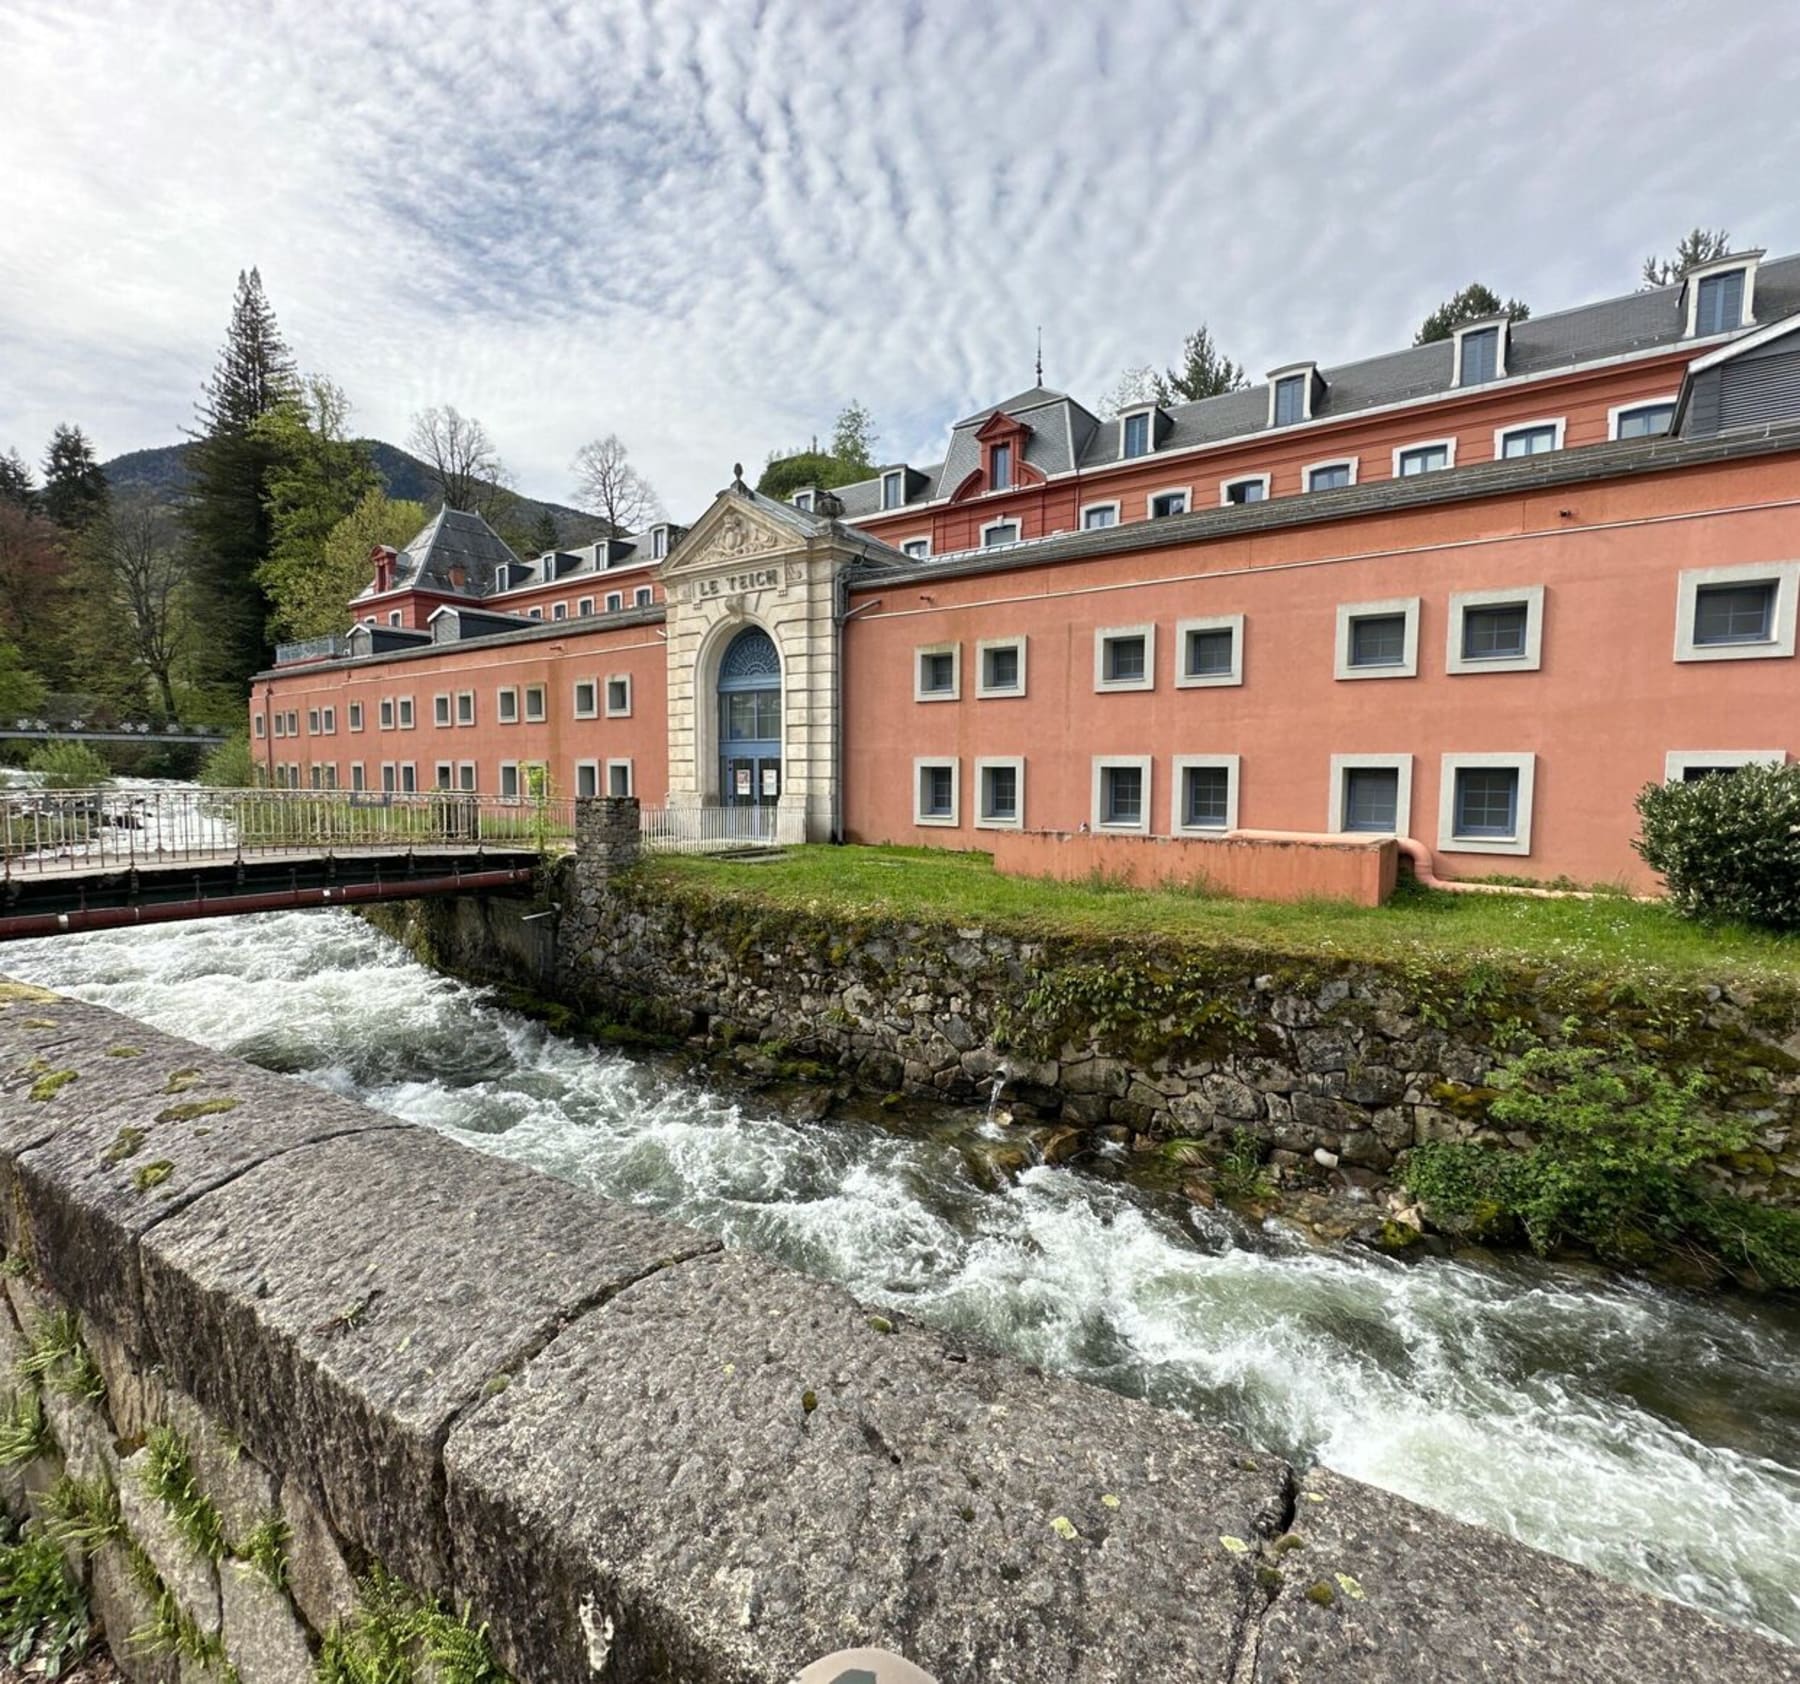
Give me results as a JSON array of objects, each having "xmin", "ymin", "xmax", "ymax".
[{"xmin": 717, "ymin": 627, "xmax": 782, "ymax": 809}]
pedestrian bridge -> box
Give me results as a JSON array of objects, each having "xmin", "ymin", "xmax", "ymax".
[{"xmin": 0, "ymin": 788, "xmax": 561, "ymax": 940}]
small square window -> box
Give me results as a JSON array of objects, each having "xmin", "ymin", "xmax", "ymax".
[
  {"xmin": 977, "ymin": 638, "xmax": 1025, "ymax": 697},
  {"xmin": 497, "ymin": 688, "xmax": 519, "ymax": 723},
  {"xmin": 881, "ymin": 471, "xmax": 904, "ymax": 510},
  {"xmin": 1307, "ymin": 461, "xmax": 1353, "ymax": 492},
  {"xmin": 1694, "ymin": 582, "xmax": 1775, "ymax": 646},
  {"xmin": 1664, "ymin": 749, "xmax": 1786, "ymax": 782},
  {"xmin": 975, "ymin": 758, "xmax": 1024, "ymax": 829},
  {"xmin": 916, "ymin": 645, "xmax": 960, "ymax": 700},
  {"xmin": 1095, "ymin": 762, "xmax": 1148, "ymax": 830},
  {"xmin": 1499, "ymin": 423, "xmax": 1559, "ymax": 458},
  {"xmin": 1222, "ymin": 477, "xmax": 1267, "ymax": 505},
  {"xmin": 574, "ymin": 680, "xmax": 598, "ymax": 718},
  {"xmin": 528, "ymin": 607, "xmax": 543, "ymax": 621},
  {"xmin": 1187, "ymin": 627, "xmax": 1232, "ymax": 676},
  {"xmin": 1614, "ymin": 402, "xmax": 1675, "ymax": 440},
  {"xmin": 1455, "ymin": 768, "xmax": 1518, "ymax": 838},
  {"xmin": 792, "ymin": 492, "xmax": 813, "ymax": 512},
  {"xmin": 1122, "ymin": 411, "xmax": 1151, "ymax": 459},
  {"xmin": 1437, "ymin": 753, "xmax": 1535, "ymax": 855},
  {"xmin": 552, "ymin": 602, "xmax": 567, "ymax": 620},
  {"xmin": 1463, "ymin": 604, "xmax": 1526, "ymax": 659},
  {"xmin": 433, "ymin": 694, "xmax": 451, "ymax": 727},
  {"xmin": 1447, "ymin": 587, "xmax": 1544, "ymax": 675},
  {"xmin": 1695, "ymin": 269, "xmax": 1745, "ymax": 335},
  {"xmin": 607, "ymin": 760, "xmax": 633, "ymax": 797},
  {"xmin": 914, "ymin": 759, "xmax": 959, "ymax": 826},
  {"xmin": 605, "ymin": 677, "xmax": 631, "ymax": 717},
  {"xmin": 1396, "ymin": 442, "xmax": 1451, "ymax": 476},
  {"xmin": 578, "ymin": 597, "xmax": 595, "ymax": 616},
  {"xmin": 348, "ymin": 702, "xmax": 363, "ymax": 732},
  {"xmin": 1150, "ymin": 491, "xmax": 1188, "ymax": 519},
  {"xmin": 635, "ymin": 586, "xmax": 653, "ymax": 608},
  {"xmin": 1096, "ymin": 625, "xmax": 1154, "ymax": 690},
  {"xmin": 456, "ymin": 692, "xmax": 475, "ymax": 725},
  {"xmin": 901, "ymin": 538, "xmax": 930, "ymax": 559},
  {"xmin": 1273, "ymin": 374, "xmax": 1306, "ymax": 426},
  {"xmin": 1083, "ymin": 503, "xmax": 1118, "ymax": 530},
  {"xmin": 1337, "ymin": 599, "xmax": 1419, "ymax": 680},
  {"xmin": 983, "ymin": 520, "xmax": 1020, "ymax": 547},
  {"xmin": 1343, "ymin": 768, "xmax": 1398, "ymax": 832},
  {"xmin": 1180, "ymin": 763, "xmax": 1232, "ymax": 830},
  {"xmin": 524, "ymin": 686, "xmax": 547, "ymax": 722},
  {"xmin": 1351, "ymin": 615, "xmax": 1405, "ymax": 667},
  {"xmin": 606, "ymin": 592, "xmax": 623, "ymax": 612}
]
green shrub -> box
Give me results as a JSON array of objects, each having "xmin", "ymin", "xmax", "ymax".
[
  {"xmin": 1635, "ymin": 762, "xmax": 1800, "ymax": 928},
  {"xmin": 1402, "ymin": 1039, "xmax": 1797, "ymax": 1282},
  {"xmin": 24, "ymin": 741, "xmax": 112, "ymax": 790},
  {"xmin": 199, "ymin": 728, "xmax": 258, "ymax": 788}
]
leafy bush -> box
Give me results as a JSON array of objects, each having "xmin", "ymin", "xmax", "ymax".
[
  {"xmin": 1635, "ymin": 762, "xmax": 1800, "ymax": 928},
  {"xmin": 24, "ymin": 741, "xmax": 111, "ymax": 790},
  {"xmin": 199, "ymin": 727, "xmax": 257, "ymax": 788},
  {"xmin": 1402, "ymin": 1040, "xmax": 1797, "ymax": 1283}
]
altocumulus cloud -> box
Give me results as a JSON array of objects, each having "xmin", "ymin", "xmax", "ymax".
[{"xmin": 1, "ymin": 0, "xmax": 1796, "ymax": 514}]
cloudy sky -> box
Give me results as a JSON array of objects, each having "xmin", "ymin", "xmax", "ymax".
[{"xmin": 3, "ymin": 0, "xmax": 1797, "ymax": 518}]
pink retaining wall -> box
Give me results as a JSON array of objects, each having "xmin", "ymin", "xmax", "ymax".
[{"xmin": 989, "ymin": 829, "xmax": 1399, "ymax": 907}]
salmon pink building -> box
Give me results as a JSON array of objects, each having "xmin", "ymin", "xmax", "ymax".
[{"xmin": 254, "ymin": 250, "xmax": 1800, "ymax": 890}]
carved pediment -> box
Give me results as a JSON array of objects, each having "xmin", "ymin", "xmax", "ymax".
[{"xmin": 662, "ymin": 497, "xmax": 799, "ymax": 580}]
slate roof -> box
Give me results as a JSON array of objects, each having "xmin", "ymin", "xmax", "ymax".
[
  {"xmin": 830, "ymin": 253, "xmax": 1800, "ymax": 518},
  {"xmin": 363, "ymin": 506, "xmax": 523, "ymax": 600}
]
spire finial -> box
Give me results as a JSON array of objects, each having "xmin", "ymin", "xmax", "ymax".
[
  {"xmin": 731, "ymin": 461, "xmax": 747, "ymax": 494},
  {"xmin": 1035, "ymin": 325, "xmax": 1044, "ymax": 387}
]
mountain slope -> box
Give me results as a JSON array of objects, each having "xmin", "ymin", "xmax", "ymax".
[{"xmin": 100, "ymin": 440, "xmax": 610, "ymax": 549}]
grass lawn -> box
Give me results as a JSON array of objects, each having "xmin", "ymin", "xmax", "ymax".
[{"xmin": 640, "ymin": 845, "xmax": 1800, "ymax": 987}]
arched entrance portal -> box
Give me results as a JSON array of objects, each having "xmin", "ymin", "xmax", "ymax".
[{"xmin": 717, "ymin": 625, "xmax": 781, "ymax": 814}]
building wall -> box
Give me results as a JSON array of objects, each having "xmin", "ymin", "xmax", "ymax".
[
  {"xmin": 254, "ymin": 620, "xmax": 668, "ymax": 804},
  {"xmin": 841, "ymin": 453, "xmax": 1800, "ymax": 887},
  {"xmin": 855, "ymin": 351, "xmax": 1691, "ymax": 557}
]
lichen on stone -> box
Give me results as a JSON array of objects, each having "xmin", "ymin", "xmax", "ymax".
[
  {"xmin": 28, "ymin": 1069, "xmax": 77, "ymax": 1103},
  {"xmin": 1305, "ymin": 1580, "xmax": 1336, "ymax": 1607},
  {"xmin": 162, "ymin": 1067, "xmax": 202, "ymax": 1094},
  {"xmin": 154, "ymin": 1098, "xmax": 240, "ymax": 1124},
  {"xmin": 133, "ymin": 1160, "xmax": 175, "ymax": 1193},
  {"xmin": 101, "ymin": 1125, "xmax": 148, "ymax": 1167}
]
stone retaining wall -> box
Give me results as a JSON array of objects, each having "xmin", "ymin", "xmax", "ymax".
[{"xmin": 0, "ymin": 983, "xmax": 1792, "ymax": 1680}]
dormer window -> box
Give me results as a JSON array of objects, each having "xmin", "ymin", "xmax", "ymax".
[
  {"xmin": 1273, "ymin": 376, "xmax": 1305, "ymax": 426},
  {"xmin": 1696, "ymin": 270, "xmax": 1745, "ymax": 335},
  {"xmin": 881, "ymin": 470, "xmax": 904, "ymax": 510},
  {"xmin": 1453, "ymin": 321, "xmax": 1507, "ymax": 387},
  {"xmin": 792, "ymin": 490, "xmax": 814, "ymax": 513},
  {"xmin": 990, "ymin": 442, "xmax": 1012, "ymax": 491},
  {"xmin": 1122, "ymin": 410, "xmax": 1152, "ymax": 459},
  {"xmin": 650, "ymin": 525, "xmax": 669, "ymax": 560}
]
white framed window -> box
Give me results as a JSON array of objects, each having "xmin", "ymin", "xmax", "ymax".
[
  {"xmin": 397, "ymin": 696, "xmax": 415, "ymax": 729},
  {"xmin": 498, "ymin": 761, "xmax": 520, "ymax": 801},
  {"xmin": 457, "ymin": 762, "xmax": 477, "ymax": 792},
  {"xmin": 1663, "ymin": 749, "xmax": 1787, "ymax": 782},
  {"xmin": 1171, "ymin": 755, "xmax": 1240, "ymax": 834},
  {"xmin": 433, "ymin": 693, "xmax": 451, "ymax": 727},
  {"xmin": 380, "ymin": 761, "xmax": 396, "ymax": 793},
  {"xmin": 1438, "ymin": 752, "xmax": 1536, "ymax": 856},
  {"xmin": 253, "ymin": 715, "xmax": 266, "ymax": 740},
  {"xmin": 1393, "ymin": 439, "xmax": 1455, "ymax": 477},
  {"xmin": 606, "ymin": 592, "xmax": 623, "ymax": 612},
  {"xmin": 1269, "ymin": 368, "xmax": 1313, "ymax": 427},
  {"xmin": 1305, "ymin": 457, "xmax": 1357, "ymax": 492},
  {"xmin": 573, "ymin": 679, "xmax": 598, "ymax": 718},
  {"xmin": 1120, "ymin": 408, "xmax": 1154, "ymax": 459},
  {"xmin": 1329, "ymin": 754, "xmax": 1413, "ymax": 837},
  {"xmin": 378, "ymin": 698, "xmax": 395, "ymax": 730},
  {"xmin": 989, "ymin": 442, "xmax": 1013, "ymax": 491},
  {"xmin": 1094, "ymin": 623, "xmax": 1155, "ymax": 692},
  {"xmin": 650, "ymin": 526, "xmax": 670, "ymax": 559},
  {"xmin": 306, "ymin": 708, "xmax": 320, "ymax": 734},
  {"xmin": 881, "ymin": 470, "xmax": 904, "ymax": 510},
  {"xmin": 915, "ymin": 643, "xmax": 960, "ymax": 702},
  {"xmin": 349, "ymin": 763, "xmax": 365, "ymax": 792},
  {"xmin": 900, "ymin": 537, "xmax": 931, "ymax": 559},
  {"xmin": 387, "ymin": 610, "xmax": 402, "ymax": 627},
  {"xmin": 1081, "ymin": 501, "xmax": 1120, "ymax": 530},
  {"xmin": 1609, "ymin": 397, "xmax": 1678, "ymax": 440},
  {"xmin": 497, "ymin": 687, "xmax": 519, "ymax": 724},
  {"xmin": 605, "ymin": 675, "xmax": 632, "ymax": 717},
  {"xmin": 635, "ymin": 586, "xmax": 653, "ymax": 608},
  {"xmin": 1495, "ymin": 418, "xmax": 1565, "ymax": 459},
  {"xmin": 1175, "ymin": 614, "xmax": 1244, "ymax": 688},
  {"xmin": 321, "ymin": 707, "xmax": 335, "ymax": 735},
  {"xmin": 273, "ymin": 712, "xmax": 285, "ymax": 738},
  {"xmin": 1684, "ymin": 258, "xmax": 1756, "ymax": 337},
  {"xmin": 981, "ymin": 517, "xmax": 1020, "ymax": 547},
  {"xmin": 606, "ymin": 758, "xmax": 634, "ymax": 797},
  {"xmin": 552, "ymin": 602, "xmax": 568, "ymax": 621},
  {"xmin": 346, "ymin": 702, "xmax": 362, "ymax": 733},
  {"xmin": 913, "ymin": 757, "xmax": 960, "ymax": 826},
  {"xmin": 575, "ymin": 760, "xmax": 600, "ymax": 799},
  {"xmin": 1445, "ymin": 585, "xmax": 1545, "ymax": 675},
  {"xmin": 974, "ymin": 757, "xmax": 1024, "ymax": 830},
  {"xmin": 791, "ymin": 491, "xmax": 814, "ymax": 513},
  {"xmin": 523, "ymin": 685, "xmax": 547, "ymax": 722},
  {"xmin": 455, "ymin": 691, "xmax": 475, "ymax": 726},
  {"xmin": 528, "ymin": 607, "xmax": 543, "ymax": 621},
  {"xmin": 286, "ymin": 710, "xmax": 298, "ymax": 736},
  {"xmin": 399, "ymin": 762, "xmax": 417, "ymax": 793},
  {"xmin": 1674, "ymin": 562, "xmax": 1799, "ymax": 662},
  {"xmin": 975, "ymin": 636, "xmax": 1026, "ymax": 698},
  {"xmin": 1220, "ymin": 474, "xmax": 1270, "ymax": 506},
  {"xmin": 309, "ymin": 763, "xmax": 324, "ymax": 790},
  {"xmin": 434, "ymin": 761, "xmax": 454, "ymax": 790},
  {"xmin": 1452, "ymin": 320, "xmax": 1507, "ymax": 387},
  {"xmin": 1091, "ymin": 756, "xmax": 1151, "ymax": 834},
  {"xmin": 1148, "ymin": 487, "xmax": 1190, "ymax": 519},
  {"xmin": 1335, "ymin": 597, "xmax": 1420, "ymax": 680},
  {"xmin": 578, "ymin": 596, "xmax": 595, "ymax": 616}
]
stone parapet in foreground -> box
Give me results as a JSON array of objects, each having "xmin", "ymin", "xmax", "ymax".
[{"xmin": 0, "ymin": 984, "xmax": 1792, "ymax": 1682}]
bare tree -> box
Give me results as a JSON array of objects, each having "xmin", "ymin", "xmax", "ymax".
[
  {"xmin": 1099, "ymin": 365, "xmax": 1162, "ymax": 419},
  {"xmin": 93, "ymin": 495, "xmax": 188, "ymax": 716},
  {"xmin": 406, "ymin": 405, "xmax": 513, "ymax": 523},
  {"xmin": 570, "ymin": 434, "xmax": 660, "ymax": 536}
]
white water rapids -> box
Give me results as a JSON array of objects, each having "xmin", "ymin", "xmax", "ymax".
[{"xmin": 6, "ymin": 909, "xmax": 1798, "ymax": 1645}]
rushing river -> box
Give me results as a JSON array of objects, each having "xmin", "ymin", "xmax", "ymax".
[{"xmin": 6, "ymin": 909, "xmax": 1799, "ymax": 1644}]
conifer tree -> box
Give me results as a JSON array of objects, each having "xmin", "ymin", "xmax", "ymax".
[
  {"xmin": 0, "ymin": 449, "xmax": 36, "ymax": 509},
  {"xmin": 40, "ymin": 424, "xmax": 109, "ymax": 530},
  {"xmin": 183, "ymin": 268, "xmax": 298, "ymax": 691},
  {"xmin": 1414, "ymin": 283, "xmax": 1530, "ymax": 346}
]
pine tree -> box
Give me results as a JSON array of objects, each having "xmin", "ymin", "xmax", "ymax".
[
  {"xmin": 40, "ymin": 425, "xmax": 109, "ymax": 530},
  {"xmin": 1414, "ymin": 283, "xmax": 1531, "ymax": 346},
  {"xmin": 1641, "ymin": 228, "xmax": 1734, "ymax": 288},
  {"xmin": 0, "ymin": 448, "xmax": 36, "ymax": 509},
  {"xmin": 529, "ymin": 510, "xmax": 560, "ymax": 554},
  {"xmin": 183, "ymin": 268, "xmax": 298, "ymax": 692},
  {"xmin": 1155, "ymin": 326, "xmax": 1248, "ymax": 404}
]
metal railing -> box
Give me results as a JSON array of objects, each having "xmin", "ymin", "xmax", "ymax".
[
  {"xmin": 0, "ymin": 788, "xmax": 576, "ymax": 880},
  {"xmin": 639, "ymin": 804, "xmax": 788, "ymax": 853},
  {"xmin": 273, "ymin": 633, "xmax": 349, "ymax": 665}
]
